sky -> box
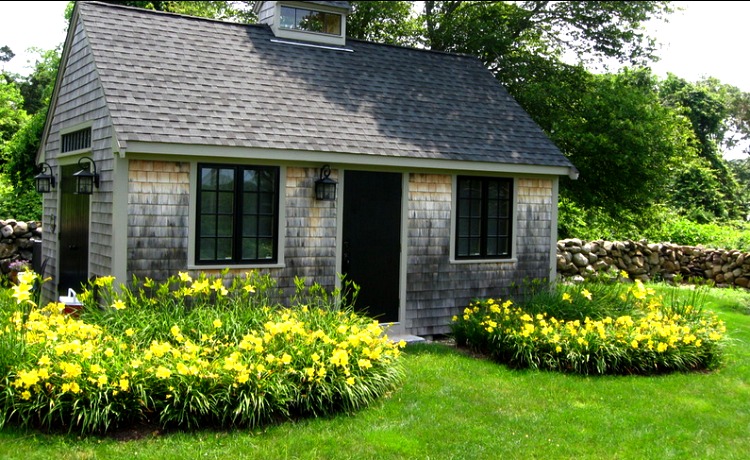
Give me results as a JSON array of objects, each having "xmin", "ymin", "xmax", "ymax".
[{"xmin": 1, "ymin": 0, "xmax": 748, "ymax": 156}]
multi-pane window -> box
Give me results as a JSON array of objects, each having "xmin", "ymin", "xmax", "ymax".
[
  {"xmin": 197, "ymin": 164, "xmax": 279, "ymax": 264},
  {"xmin": 280, "ymin": 6, "xmax": 342, "ymax": 35},
  {"xmin": 456, "ymin": 176, "xmax": 513, "ymax": 259},
  {"xmin": 61, "ymin": 127, "xmax": 92, "ymax": 153}
]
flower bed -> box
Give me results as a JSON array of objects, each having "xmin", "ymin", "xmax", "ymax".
[
  {"xmin": 0, "ymin": 271, "xmax": 404, "ymax": 435},
  {"xmin": 451, "ymin": 278, "xmax": 727, "ymax": 375}
]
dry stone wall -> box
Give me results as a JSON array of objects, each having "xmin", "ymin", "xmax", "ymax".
[
  {"xmin": 0, "ymin": 219, "xmax": 42, "ymax": 275},
  {"xmin": 558, "ymin": 238, "xmax": 750, "ymax": 288}
]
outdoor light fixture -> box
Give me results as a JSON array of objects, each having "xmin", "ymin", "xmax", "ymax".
[
  {"xmin": 315, "ymin": 164, "xmax": 337, "ymax": 201},
  {"xmin": 34, "ymin": 162, "xmax": 56, "ymax": 194},
  {"xmin": 73, "ymin": 156, "xmax": 100, "ymax": 195}
]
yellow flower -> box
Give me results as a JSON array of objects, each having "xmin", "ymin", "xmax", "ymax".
[
  {"xmin": 281, "ymin": 353, "xmax": 292, "ymax": 365},
  {"xmin": 178, "ymin": 272, "xmax": 192, "ymax": 283},
  {"xmin": 104, "ymin": 348, "xmax": 115, "ymax": 358},
  {"xmin": 119, "ymin": 378, "xmax": 130, "ymax": 391},
  {"xmin": 94, "ymin": 275, "xmax": 116, "ymax": 287},
  {"xmin": 329, "ymin": 348, "xmax": 349, "ymax": 367},
  {"xmin": 562, "ymin": 292, "xmax": 572, "ymax": 303},
  {"xmin": 210, "ymin": 278, "xmax": 228, "ymax": 296},
  {"xmin": 452, "ymin": 315, "xmax": 458, "ymax": 322},
  {"xmin": 38, "ymin": 356, "xmax": 51, "ymax": 366},
  {"xmin": 155, "ymin": 366, "xmax": 172, "ymax": 379},
  {"xmin": 111, "ymin": 299, "xmax": 127, "ymax": 310},
  {"xmin": 213, "ymin": 319, "xmax": 223, "ymax": 328},
  {"xmin": 11, "ymin": 282, "xmax": 34, "ymax": 306},
  {"xmin": 125, "ymin": 328, "xmax": 135, "ymax": 337},
  {"xmin": 581, "ymin": 289, "xmax": 592, "ymax": 301},
  {"xmin": 20, "ymin": 390, "xmax": 31, "ymax": 400},
  {"xmin": 346, "ymin": 377, "xmax": 355, "ymax": 386},
  {"xmin": 243, "ymin": 285, "xmax": 256, "ymax": 293},
  {"xmin": 620, "ymin": 270, "xmax": 629, "ymax": 279},
  {"xmin": 15, "ymin": 369, "xmax": 41, "ymax": 388}
]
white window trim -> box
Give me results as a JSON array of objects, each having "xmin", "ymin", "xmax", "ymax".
[
  {"xmin": 271, "ymin": 2, "xmax": 347, "ymax": 46},
  {"xmin": 58, "ymin": 122, "xmax": 94, "ymax": 158},
  {"xmin": 187, "ymin": 162, "xmax": 287, "ymax": 270}
]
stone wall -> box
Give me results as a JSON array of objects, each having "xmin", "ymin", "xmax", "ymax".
[
  {"xmin": 0, "ymin": 220, "xmax": 42, "ymax": 275},
  {"xmin": 558, "ymin": 238, "xmax": 750, "ymax": 288}
]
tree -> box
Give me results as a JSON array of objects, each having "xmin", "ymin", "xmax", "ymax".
[
  {"xmin": 347, "ymin": 1, "xmax": 421, "ymax": 46},
  {"xmin": 658, "ymin": 74, "xmax": 744, "ymax": 218},
  {"xmin": 551, "ymin": 68, "xmax": 696, "ymax": 220},
  {"xmin": 16, "ymin": 47, "xmax": 60, "ymax": 115},
  {"xmin": 0, "ymin": 77, "xmax": 28, "ymax": 155},
  {"xmin": 728, "ymin": 158, "xmax": 750, "ymax": 217},
  {"xmin": 98, "ymin": 1, "xmax": 256, "ymax": 22},
  {"xmin": 420, "ymin": 1, "xmax": 673, "ymax": 88},
  {"xmin": 0, "ymin": 46, "xmax": 14, "ymax": 63}
]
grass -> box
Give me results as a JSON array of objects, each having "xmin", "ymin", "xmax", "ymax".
[{"xmin": 1, "ymin": 282, "xmax": 748, "ymax": 459}]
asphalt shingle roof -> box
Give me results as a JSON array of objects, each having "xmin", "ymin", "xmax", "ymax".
[{"xmin": 75, "ymin": 1, "xmax": 573, "ymax": 169}]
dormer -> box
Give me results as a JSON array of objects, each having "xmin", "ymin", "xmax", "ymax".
[{"xmin": 254, "ymin": 1, "xmax": 351, "ymax": 47}]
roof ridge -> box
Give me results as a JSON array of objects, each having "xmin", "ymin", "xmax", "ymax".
[{"xmin": 81, "ymin": 1, "xmax": 481, "ymax": 62}]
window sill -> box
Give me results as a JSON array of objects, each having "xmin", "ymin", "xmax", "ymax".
[
  {"xmin": 188, "ymin": 262, "xmax": 285, "ymax": 270},
  {"xmin": 449, "ymin": 257, "xmax": 517, "ymax": 265}
]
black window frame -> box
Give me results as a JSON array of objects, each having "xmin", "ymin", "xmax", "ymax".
[
  {"xmin": 455, "ymin": 176, "xmax": 513, "ymax": 260},
  {"xmin": 196, "ymin": 164, "xmax": 280, "ymax": 265}
]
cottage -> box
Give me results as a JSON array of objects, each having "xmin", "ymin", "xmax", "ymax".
[{"xmin": 37, "ymin": 1, "xmax": 576, "ymax": 338}]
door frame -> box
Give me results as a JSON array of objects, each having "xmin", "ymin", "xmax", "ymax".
[{"xmin": 335, "ymin": 169, "xmax": 409, "ymax": 336}]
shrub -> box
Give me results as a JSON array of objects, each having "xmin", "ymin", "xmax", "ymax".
[
  {"xmin": 0, "ymin": 271, "xmax": 405, "ymax": 435},
  {"xmin": 452, "ymin": 277, "xmax": 727, "ymax": 375}
]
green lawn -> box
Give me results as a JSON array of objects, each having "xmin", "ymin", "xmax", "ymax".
[{"xmin": 1, "ymin": 284, "xmax": 748, "ymax": 460}]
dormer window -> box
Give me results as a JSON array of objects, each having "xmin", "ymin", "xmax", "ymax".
[
  {"xmin": 255, "ymin": 1, "xmax": 350, "ymax": 47},
  {"xmin": 280, "ymin": 6, "xmax": 341, "ymax": 35}
]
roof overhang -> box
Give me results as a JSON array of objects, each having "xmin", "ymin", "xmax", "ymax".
[{"xmin": 121, "ymin": 141, "xmax": 574, "ymax": 177}]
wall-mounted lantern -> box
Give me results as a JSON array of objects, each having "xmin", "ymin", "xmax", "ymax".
[
  {"xmin": 34, "ymin": 162, "xmax": 57, "ymax": 194},
  {"xmin": 73, "ymin": 156, "xmax": 100, "ymax": 195},
  {"xmin": 315, "ymin": 164, "xmax": 337, "ymax": 201}
]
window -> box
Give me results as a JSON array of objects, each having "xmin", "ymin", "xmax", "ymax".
[
  {"xmin": 61, "ymin": 127, "xmax": 92, "ymax": 153},
  {"xmin": 280, "ymin": 6, "xmax": 342, "ymax": 35},
  {"xmin": 197, "ymin": 164, "xmax": 279, "ymax": 265},
  {"xmin": 455, "ymin": 176, "xmax": 513, "ymax": 259}
]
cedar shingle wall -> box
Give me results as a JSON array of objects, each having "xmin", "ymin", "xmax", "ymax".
[
  {"xmin": 127, "ymin": 160, "xmax": 190, "ymax": 280},
  {"xmin": 273, "ymin": 166, "xmax": 338, "ymax": 298},
  {"xmin": 40, "ymin": 18, "xmax": 115, "ymax": 301},
  {"xmin": 406, "ymin": 174, "xmax": 554, "ymax": 337},
  {"xmin": 124, "ymin": 165, "xmax": 338, "ymax": 297}
]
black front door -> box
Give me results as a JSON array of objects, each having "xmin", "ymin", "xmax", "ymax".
[
  {"xmin": 342, "ymin": 171, "xmax": 402, "ymax": 323},
  {"xmin": 58, "ymin": 164, "xmax": 90, "ymax": 295}
]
